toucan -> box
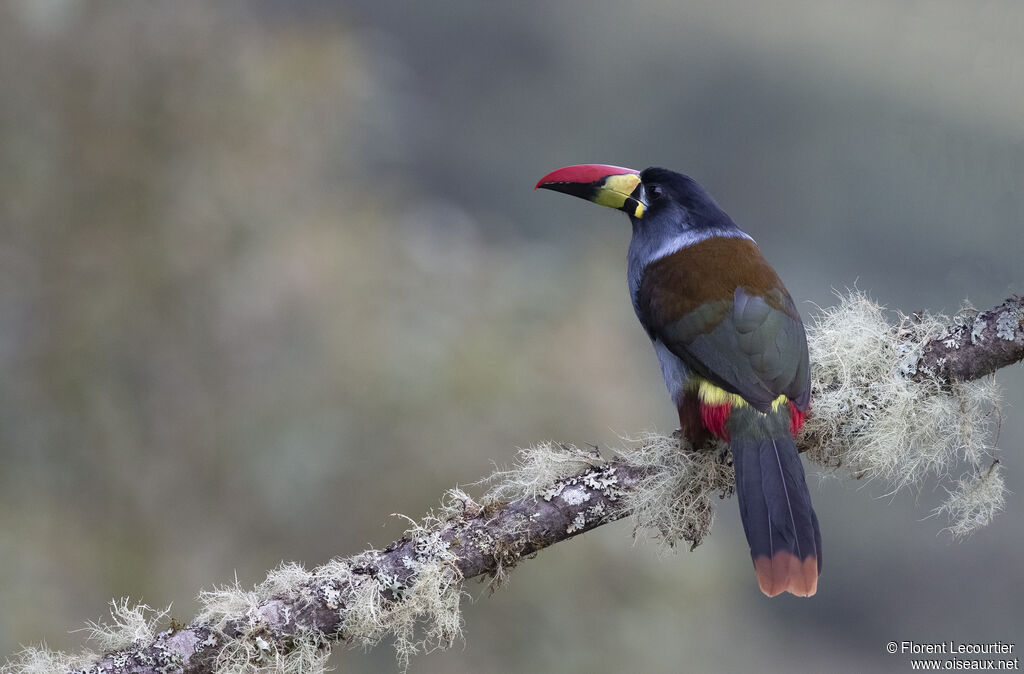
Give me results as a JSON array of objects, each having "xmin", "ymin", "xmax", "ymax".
[{"xmin": 536, "ymin": 164, "xmax": 820, "ymax": 597}]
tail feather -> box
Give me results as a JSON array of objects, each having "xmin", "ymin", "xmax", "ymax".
[{"xmin": 730, "ymin": 406, "xmax": 821, "ymax": 597}]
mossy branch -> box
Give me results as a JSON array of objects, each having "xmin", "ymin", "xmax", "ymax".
[{"xmin": 4, "ymin": 293, "xmax": 1021, "ymax": 674}]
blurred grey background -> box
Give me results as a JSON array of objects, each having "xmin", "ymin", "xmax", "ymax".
[{"xmin": 1, "ymin": 1, "xmax": 1022, "ymax": 672}]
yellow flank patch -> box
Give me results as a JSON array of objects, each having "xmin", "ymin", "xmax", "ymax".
[{"xmin": 691, "ymin": 377, "xmax": 788, "ymax": 412}]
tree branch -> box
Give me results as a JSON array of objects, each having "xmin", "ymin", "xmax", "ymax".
[
  {"xmin": 915, "ymin": 295, "xmax": 1024, "ymax": 383},
  {"xmin": 6, "ymin": 294, "xmax": 1021, "ymax": 674}
]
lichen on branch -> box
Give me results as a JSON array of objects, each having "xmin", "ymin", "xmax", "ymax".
[
  {"xmin": 801, "ymin": 291, "xmax": 1006, "ymax": 529},
  {"xmin": 3, "ymin": 291, "xmax": 1019, "ymax": 674}
]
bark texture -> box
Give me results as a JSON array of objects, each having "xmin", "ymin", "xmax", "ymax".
[{"xmin": 915, "ymin": 296, "xmax": 1024, "ymax": 383}]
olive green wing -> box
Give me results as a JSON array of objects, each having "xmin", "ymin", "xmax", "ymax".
[{"xmin": 643, "ymin": 285, "xmax": 810, "ymax": 413}]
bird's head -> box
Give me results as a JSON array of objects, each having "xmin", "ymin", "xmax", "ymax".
[
  {"xmin": 535, "ymin": 164, "xmax": 737, "ymax": 239},
  {"xmin": 536, "ymin": 163, "xmax": 748, "ymax": 299}
]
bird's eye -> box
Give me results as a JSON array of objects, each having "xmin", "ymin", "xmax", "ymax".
[{"xmin": 647, "ymin": 184, "xmax": 663, "ymax": 201}]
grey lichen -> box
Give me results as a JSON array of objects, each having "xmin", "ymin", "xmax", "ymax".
[
  {"xmin": 618, "ymin": 433, "xmax": 734, "ymax": 550},
  {"xmin": 935, "ymin": 461, "xmax": 1006, "ymax": 538},
  {"xmin": 83, "ymin": 599, "xmax": 172, "ymax": 653},
  {"xmin": 187, "ymin": 543, "xmax": 464, "ymax": 674},
  {"xmin": 537, "ymin": 464, "xmax": 622, "ymax": 505},
  {"xmin": 559, "ymin": 485, "xmax": 593, "ymax": 506},
  {"xmin": 3, "ymin": 649, "xmax": 95, "ymax": 674},
  {"xmin": 1, "ymin": 602, "xmax": 182, "ymax": 674},
  {"xmin": 995, "ymin": 302, "xmax": 1023, "ymax": 341},
  {"xmin": 971, "ymin": 314, "xmax": 987, "ymax": 345},
  {"xmin": 582, "ymin": 465, "xmax": 622, "ymax": 498},
  {"xmin": 482, "ymin": 441, "xmax": 606, "ymax": 505},
  {"xmin": 338, "ymin": 552, "xmax": 463, "ymax": 670},
  {"xmin": 195, "ymin": 562, "xmax": 333, "ymax": 674},
  {"xmin": 803, "ymin": 291, "xmax": 1005, "ymax": 536},
  {"xmin": 566, "ymin": 512, "xmax": 588, "ymax": 534}
]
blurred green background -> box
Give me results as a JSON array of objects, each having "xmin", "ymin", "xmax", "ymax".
[{"xmin": 1, "ymin": 2, "xmax": 1022, "ymax": 672}]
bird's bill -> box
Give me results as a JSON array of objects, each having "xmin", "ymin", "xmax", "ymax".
[{"xmin": 535, "ymin": 164, "xmax": 646, "ymax": 218}]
